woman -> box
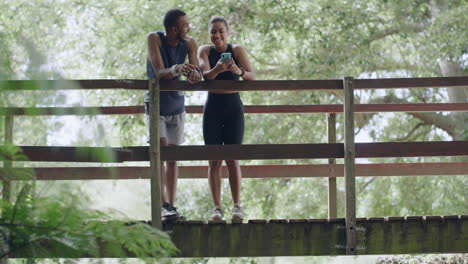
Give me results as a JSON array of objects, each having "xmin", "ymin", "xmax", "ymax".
[{"xmin": 198, "ymin": 16, "xmax": 255, "ymax": 222}]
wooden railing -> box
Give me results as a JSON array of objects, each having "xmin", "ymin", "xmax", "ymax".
[{"xmin": 1, "ymin": 76, "xmax": 467, "ymax": 255}]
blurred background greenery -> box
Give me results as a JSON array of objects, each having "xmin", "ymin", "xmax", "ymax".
[{"xmin": 0, "ymin": 0, "xmax": 466, "ymax": 263}]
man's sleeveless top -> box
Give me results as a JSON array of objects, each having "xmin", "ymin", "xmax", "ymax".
[
  {"xmin": 208, "ymin": 44, "xmax": 240, "ymax": 81},
  {"xmin": 145, "ymin": 31, "xmax": 187, "ymax": 116}
]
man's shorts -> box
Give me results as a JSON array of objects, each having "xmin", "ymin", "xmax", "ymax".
[{"xmin": 146, "ymin": 112, "xmax": 185, "ymax": 145}]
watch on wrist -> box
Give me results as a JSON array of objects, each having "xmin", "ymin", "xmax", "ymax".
[
  {"xmin": 195, "ymin": 67, "xmax": 202, "ymax": 78},
  {"xmin": 238, "ymin": 66, "xmax": 245, "ymax": 77},
  {"xmin": 170, "ymin": 64, "xmax": 179, "ymax": 76}
]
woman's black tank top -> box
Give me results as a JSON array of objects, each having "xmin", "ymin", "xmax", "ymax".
[{"xmin": 208, "ymin": 44, "xmax": 240, "ymax": 80}]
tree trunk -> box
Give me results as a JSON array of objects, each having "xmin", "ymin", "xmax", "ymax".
[
  {"xmin": 439, "ymin": 60, "xmax": 468, "ymax": 103},
  {"xmin": 438, "ymin": 59, "xmax": 468, "ymax": 141}
]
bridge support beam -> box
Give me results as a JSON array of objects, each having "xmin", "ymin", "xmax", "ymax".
[
  {"xmin": 149, "ymin": 78, "xmax": 162, "ymax": 229},
  {"xmin": 2, "ymin": 115, "xmax": 13, "ymax": 203},
  {"xmin": 343, "ymin": 77, "xmax": 356, "ymax": 254},
  {"xmin": 327, "ymin": 113, "xmax": 337, "ymax": 219}
]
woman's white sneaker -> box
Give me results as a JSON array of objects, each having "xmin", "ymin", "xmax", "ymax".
[
  {"xmin": 231, "ymin": 205, "xmax": 244, "ymax": 223},
  {"xmin": 211, "ymin": 208, "xmax": 224, "ymax": 221}
]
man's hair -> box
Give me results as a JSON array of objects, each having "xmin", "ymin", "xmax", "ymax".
[
  {"xmin": 164, "ymin": 9, "xmax": 186, "ymax": 32},
  {"xmin": 209, "ymin": 16, "xmax": 229, "ymax": 31}
]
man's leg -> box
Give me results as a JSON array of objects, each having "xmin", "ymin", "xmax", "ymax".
[
  {"xmin": 161, "ymin": 112, "xmax": 185, "ymax": 220},
  {"xmin": 166, "ymin": 144, "xmax": 178, "ymax": 205},
  {"xmin": 160, "ymin": 138, "xmax": 169, "ymax": 204},
  {"xmin": 160, "ymin": 137, "xmax": 182, "ymax": 220},
  {"xmin": 165, "ymin": 112, "xmax": 184, "ymax": 207},
  {"xmin": 146, "ymin": 111, "xmax": 169, "ymax": 205}
]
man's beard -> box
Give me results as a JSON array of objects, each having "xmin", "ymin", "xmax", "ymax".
[{"xmin": 177, "ymin": 32, "xmax": 185, "ymax": 41}]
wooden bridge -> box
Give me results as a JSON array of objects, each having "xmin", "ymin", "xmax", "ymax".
[{"xmin": 1, "ymin": 77, "xmax": 467, "ymax": 257}]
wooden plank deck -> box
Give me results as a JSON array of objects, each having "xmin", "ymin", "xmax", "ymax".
[{"xmin": 8, "ymin": 216, "xmax": 468, "ymax": 258}]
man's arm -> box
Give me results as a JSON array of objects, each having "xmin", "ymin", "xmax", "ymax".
[
  {"xmin": 185, "ymin": 37, "xmax": 202, "ymax": 83},
  {"xmin": 147, "ymin": 32, "xmax": 179, "ymax": 79},
  {"xmin": 185, "ymin": 37, "xmax": 200, "ymax": 67}
]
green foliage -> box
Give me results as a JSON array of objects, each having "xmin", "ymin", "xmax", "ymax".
[
  {"xmin": 0, "ymin": 146, "xmax": 177, "ymax": 259},
  {"xmin": 358, "ymin": 175, "xmax": 468, "ymax": 216},
  {"xmin": 1, "ymin": 187, "xmax": 177, "ymax": 258}
]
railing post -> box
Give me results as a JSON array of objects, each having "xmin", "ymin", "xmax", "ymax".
[
  {"xmin": 1, "ymin": 116, "xmax": 13, "ymax": 264},
  {"xmin": 327, "ymin": 113, "xmax": 337, "ymax": 219},
  {"xmin": 343, "ymin": 77, "xmax": 356, "ymax": 255},
  {"xmin": 2, "ymin": 115, "xmax": 13, "ymax": 203},
  {"xmin": 149, "ymin": 78, "xmax": 162, "ymax": 229}
]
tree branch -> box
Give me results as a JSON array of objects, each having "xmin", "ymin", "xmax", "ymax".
[
  {"xmin": 369, "ymin": 22, "xmax": 430, "ymax": 41},
  {"xmin": 248, "ymin": 50, "xmax": 281, "ymax": 67},
  {"xmin": 356, "ymin": 94, "xmax": 461, "ymax": 140},
  {"xmin": 408, "ymin": 112, "xmax": 456, "ymax": 138},
  {"xmin": 359, "ymin": 177, "xmax": 376, "ymax": 193},
  {"xmin": 394, "ymin": 122, "xmax": 426, "ymax": 142}
]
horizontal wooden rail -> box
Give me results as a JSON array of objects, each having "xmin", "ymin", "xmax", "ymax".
[
  {"xmin": 0, "ymin": 106, "xmax": 145, "ymax": 116},
  {"xmin": 0, "ymin": 80, "xmax": 147, "ymax": 90},
  {"xmin": 1, "ymin": 103, "xmax": 467, "ymax": 116},
  {"xmin": 1, "ymin": 76, "xmax": 466, "ymax": 91},
  {"xmin": 164, "ymin": 142, "xmax": 468, "ymax": 160},
  {"xmin": 2, "ymin": 162, "xmax": 466, "ymax": 181},
  {"xmin": 355, "ymin": 141, "xmax": 468, "ymax": 158},
  {"xmin": 354, "ymin": 77, "xmax": 468, "ymax": 89},
  {"xmin": 0, "ymin": 144, "xmax": 344, "ymax": 161},
  {"xmin": 1, "ymin": 141, "xmax": 466, "ymax": 162},
  {"xmin": 0, "ymin": 80, "xmax": 343, "ymax": 91}
]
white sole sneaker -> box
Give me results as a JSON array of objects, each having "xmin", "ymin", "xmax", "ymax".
[
  {"xmin": 231, "ymin": 205, "xmax": 244, "ymax": 223},
  {"xmin": 211, "ymin": 208, "xmax": 224, "ymax": 221},
  {"xmin": 231, "ymin": 215, "xmax": 243, "ymax": 223},
  {"xmin": 211, "ymin": 215, "xmax": 223, "ymax": 221}
]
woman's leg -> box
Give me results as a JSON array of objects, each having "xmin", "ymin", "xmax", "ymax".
[
  {"xmin": 208, "ymin": 160, "xmax": 223, "ymax": 208},
  {"xmin": 222, "ymin": 94, "xmax": 244, "ymax": 205},
  {"xmin": 225, "ymin": 160, "xmax": 241, "ymax": 205},
  {"xmin": 203, "ymin": 94, "xmax": 224, "ymax": 209}
]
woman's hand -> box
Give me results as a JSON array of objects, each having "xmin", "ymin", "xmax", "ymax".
[
  {"xmin": 213, "ymin": 58, "xmax": 232, "ymax": 73},
  {"xmin": 226, "ymin": 59, "xmax": 243, "ymax": 76}
]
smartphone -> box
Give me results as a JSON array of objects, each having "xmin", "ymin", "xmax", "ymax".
[{"xmin": 220, "ymin": 52, "xmax": 231, "ymax": 63}]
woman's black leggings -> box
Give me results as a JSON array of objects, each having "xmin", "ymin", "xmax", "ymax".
[{"xmin": 203, "ymin": 93, "xmax": 244, "ymax": 145}]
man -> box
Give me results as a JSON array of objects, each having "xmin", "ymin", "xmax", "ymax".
[{"xmin": 145, "ymin": 9, "xmax": 201, "ymax": 221}]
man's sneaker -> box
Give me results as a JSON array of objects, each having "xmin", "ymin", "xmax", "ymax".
[
  {"xmin": 211, "ymin": 208, "xmax": 224, "ymax": 221},
  {"xmin": 231, "ymin": 205, "xmax": 244, "ymax": 223},
  {"xmin": 162, "ymin": 202, "xmax": 184, "ymax": 221}
]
